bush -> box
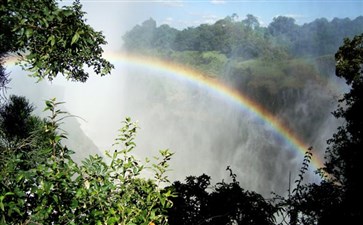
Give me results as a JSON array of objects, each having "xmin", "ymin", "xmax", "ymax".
[{"xmin": 0, "ymin": 98, "xmax": 174, "ymax": 224}]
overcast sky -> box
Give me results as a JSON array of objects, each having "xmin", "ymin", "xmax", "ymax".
[{"xmin": 60, "ymin": 0, "xmax": 363, "ymax": 51}]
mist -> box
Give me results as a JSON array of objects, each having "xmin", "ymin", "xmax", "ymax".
[
  {"xmin": 6, "ymin": 1, "xmax": 358, "ymax": 197},
  {"xmin": 7, "ymin": 59, "xmax": 342, "ymax": 197}
]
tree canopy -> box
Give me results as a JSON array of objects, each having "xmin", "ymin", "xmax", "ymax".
[
  {"xmin": 123, "ymin": 15, "xmax": 363, "ymax": 58},
  {"xmin": 323, "ymin": 33, "xmax": 363, "ymax": 223},
  {"xmin": 0, "ymin": 0, "xmax": 113, "ymax": 83},
  {"xmin": 167, "ymin": 170, "xmax": 276, "ymax": 225}
]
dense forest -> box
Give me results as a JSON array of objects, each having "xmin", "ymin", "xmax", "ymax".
[
  {"xmin": 1, "ymin": 1, "xmax": 363, "ymax": 224},
  {"xmin": 123, "ymin": 15, "xmax": 363, "ymax": 114}
]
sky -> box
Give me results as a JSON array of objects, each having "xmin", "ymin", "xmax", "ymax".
[{"xmin": 60, "ymin": 0, "xmax": 363, "ymax": 51}]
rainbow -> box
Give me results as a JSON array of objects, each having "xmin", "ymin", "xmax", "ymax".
[
  {"xmin": 4, "ymin": 53, "xmax": 325, "ymax": 171},
  {"xmin": 105, "ymin": 52, "xmax": 325, "ymax": 171}
]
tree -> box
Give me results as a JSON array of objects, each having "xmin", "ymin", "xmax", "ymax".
[
  {"xmin": 212, "ymin": 18, "xmax": 235, "ymax": 55},
  {"xmin": 123, "ymin": 18, "xmax": 158, "ymax": 51},
  {"xmin": 0, "ymin": 95, "xmax": 52, "ymax": 171},
  {"xmin": 322, "ymin": 33, "xmax": 363, "ymax": 223},
  {"xmin": 242, "ymin": 14, "xmax": 260, "ymax": 30},
  {"xmin": 268, "ymin": 16, "xmax": 299, "ymax": 51},
  {"xmin": 268, "ymin": 16, "xmax": 298, "ymax": 37},
  {"xmin": 0, "ymin": 0, "xmax": 113, "ymax": 84},
  {"xmin": 0, "ymin": 54, "xmax": 10, "ymax": 94},
  {"xmin": 167, "ymin": 168, "xmax": 276, "ymax": 225},
  {"xmin": 152, "ymin": 24, "xmax": 178, "ymax": 50},
  {"xmin": 0, "ymin": 95, "xmax": 35, "ymax": 141}
]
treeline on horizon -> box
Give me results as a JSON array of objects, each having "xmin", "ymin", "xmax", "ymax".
[{"xmin": 123, "ymin": 15, "xmax": 363, "ymax": 58}]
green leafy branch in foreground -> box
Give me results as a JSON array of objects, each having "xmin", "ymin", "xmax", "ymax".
[
  {"xmin": 0, "ymin": 98, "xmax": 175, "ymax": 225},
  {"xmin": 1, "ymin": 0, "xmax": 114, "ymax": 82},
  {"xmin": 273, "ymin": 147, "xmax": 316, "ymax": 225}
]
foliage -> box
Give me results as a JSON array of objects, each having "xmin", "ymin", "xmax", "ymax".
[
  {"xmin": 0, "ymin": 99, "xmax": 174, "ymax": 224},
  {"xmin": 123, "ymin": 15, "xmax": 285, "ymax": 60},
  {"xmin": 268, "ymin": 16, "xmax": 298, "ymax": 38},
  {"xmin": 226, "ymin": 58, "xmax": 325, "ymax": 114},
  {"xmin": 167, "ymin": 167, "xmax": 277, "ymax": 225},
  {"xmin": 322, "ymin": 33, "xmax": 363, "ymax": 223},
  {"xmin": 169, "ymin": 51, "xmax": 227, "ymax": 77},
  {"xmin": 0, "ymin": 54, "xmax": 10, "ymax": 95},
  {"xmin": 123, "ymin": 18, "xmax": 178, "ymax": 53},
  {"xmin": 0, "ymin": 95, "xmax": 51, "ymax": 171},
  {"xmin": 0, "ymin": 0, "xmax": 113, "ymax": 82},
  {"xmin": 123, "ymin": 15, "xmax": 363, "ymax": 61},
  {"xmin": 268, "ymin": 16, "xmax": 363, "ymax": 57},
  {"xmin": 273, "ymin": 147, "xmax": 314, "ymax": 225},
  {"xmin": 0, "ymin": 95, "xmax": 35, "ymax": 141}
]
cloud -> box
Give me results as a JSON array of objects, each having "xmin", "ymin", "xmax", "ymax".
[
  {"xmin": 161, "ymin": 0, "xmax": 184, "ymax": 7},
  {"xmin": 201, "ymin": 14, "xmax": 221, "ymax": 24},
  {"xmin": 186, "ymin": 12, "xmax": 221, "ymax": 26},
  {"xmin": 210, "ymin": 0, "xmax": 226, "ymax": 4},
  {"xmin": 162, "ymin": 17, "xmax": 174, "ymax": 25},
  {"xmin": 284, "ymin": 14, "xmax": 306, "ymax": 19},
  {"xmin": 274, "ymin": 14, "xmax": 307, "ymax": 20},
  {"xmin": 160, "ymin": 11, "xmax": 222, "ymax": 29}
]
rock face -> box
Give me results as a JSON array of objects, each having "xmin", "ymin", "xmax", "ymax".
[{"xmin": 61, "ymin": 116, "xmax": 102, "ymax": 163}]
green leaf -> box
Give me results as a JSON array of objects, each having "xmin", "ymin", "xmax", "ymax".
[
  {"xmin": 63, "ymin": 9, "xmax": 73, "ymax": 17},
  {"xmin": 13, "ymin": 206, "xmax": 21, "ymax": 215},
  {"xmin": 44, "ymin": 19, "xmax": 50, "ymax": 28},
  {"xmin": 107, "ymin": 217, "xmax": 118, "ymax": 224},
  {"xmin": 16, "ymin": 174, "xmax": 24, "ymax": 182},
  {"xmin": 71, "ymin": 199, "xmax": 79, "ymax": 209},
  {"xmin": 19, "ymin": 19, "xmax": 27, "ymax": 25},
  {"xmin": 25, "ymin": 28, "xmax": 33, "ymax": 38},
  {"xmin": 71, "ymin": 32, "xmax": 80, "ymax": 45},
  {"xmin": 0, "ymin": 199, "xmax": 4, "ymax": 211},
  {"xmin": 47, "ymin": 35, "xmax": 56, "ymax": 46}
]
